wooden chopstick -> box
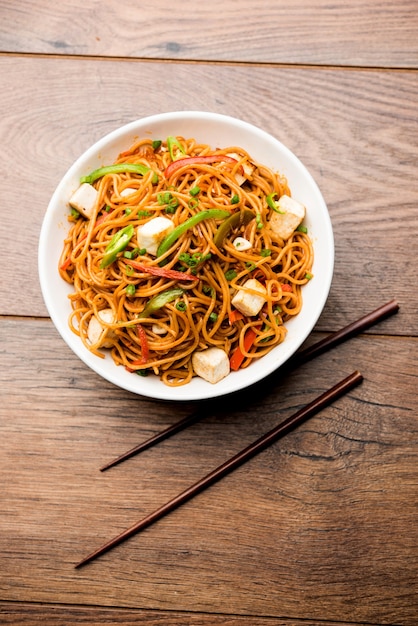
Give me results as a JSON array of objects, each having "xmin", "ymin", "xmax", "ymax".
[
  {"xmin": 100, "ymin": 299, "xmax": 399, "ymax": 472},
  {"xmin": 76, "ymin": 370, "xmax": 363, "ymax": 568}
]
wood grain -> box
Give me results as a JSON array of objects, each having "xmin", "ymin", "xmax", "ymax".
[
  {"xmin": 1, "ymin": 0, "xmax": 418, "ymax": 68},
  {"xmin": 0, "ymin": 56, "xmax": 417, "ymax": 333},
  {"xmin": 0, "ymin": 602, "xmax": 372, "ymax": 626},
  {"xmin": 1, "ymin": 318, "xmax": 417, "ymax": 624},
  {"xmin": 1, "ymin": 2, "xmax": 417, "ymax": 623}
]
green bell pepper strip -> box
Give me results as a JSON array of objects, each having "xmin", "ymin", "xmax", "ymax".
[
  {"xmin": 156, "ymin": 209, "xmax": 230, "ymax": 259},
  {"xmin": 266, "ymin": 192, "xmax": 285, "ymax": 213},
  {"xmin": 100, "ymin": 224, "xmax": 134, "ymax": 269},
  {"xmin": 167, "ymin": 136, "xmax": 186, "ymax": 161},
  {"xmin": 213, "ymin": 209, "xmax": 255, "ymax": 248},
  {"xmin": 138, "ymin": 288, "xmax": 184, "ymax": 319},
  {"xmin": 80, "ymin": 163, "xmax": 158, "ymax": 185}
]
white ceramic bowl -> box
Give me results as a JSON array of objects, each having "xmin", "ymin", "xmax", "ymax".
[{"xmin": 38, "ymin": 111, "xmax": 334, "ymax": 401}]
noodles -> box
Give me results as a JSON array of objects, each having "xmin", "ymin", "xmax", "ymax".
[{"xmin": 59, "ymin": 136, "xmax": 314, "ymax": 386}]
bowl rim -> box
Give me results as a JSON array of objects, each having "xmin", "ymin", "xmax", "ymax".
[{"xmin": 38, "ymin": 110, "xmax": 334, "ymax": 402}]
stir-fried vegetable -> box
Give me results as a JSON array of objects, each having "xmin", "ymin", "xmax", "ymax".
[
  {"xmin": 229, "ymin": 327, "xmax": 258, "ymax": 371},
  {"xmin": 166, "ymin": 136, "xmax": 186, "ymax": 161},
  {"xmin": 81, "ymin": 163, "xmax": 158, "ymax": 185},
  {"xmin": 165, "ymin": 154, "xmax": 239, "ymax": 179},
  {"xmin": 100, "ymin": 225, "xmax": 134, "ymax": 269},
  {"xmin": 137, "ymin": 288, "xmax": 184, "ymax": 319},
  {"xmin": 213, "ymin": 209, "xmax": 255, "ymax": 248},
  {"xmin": 156, "ymin": 209, "xmax": 230, "ymax": 259},
  {"xmin": 128, "ymin": 260, "xmax": 198, "ymax": 282}
]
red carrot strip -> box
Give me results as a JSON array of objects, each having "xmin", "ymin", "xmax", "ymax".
[
  {"xmin": 165, "ymin": 155, "xmax": 239, "ymax": 179},
  {"xmin": 228, "ymin": 309, "xmax": 244, "ymax": 324},
  {"xmin": 128, "ymin": 261, "xmax": 198, "ymax": 282},
  {"xmin": 229, "ymin": 327, "xmax": 257, "ymax": 371}
]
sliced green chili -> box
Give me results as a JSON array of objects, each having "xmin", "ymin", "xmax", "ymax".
[
  {"xmin": 126, "ymin": 284, "xmax": 136, "ymax": 296},
  {"xmin": 175, "ymin": 301, "xmax": 187, "ymax": 311},
  {"xmin": 100, "ymin": 224, "xmax": 134, "ymax": 269},
  {"xmin": 157, "ymin": 209, "xmax": 230, "ymax": 259},
  {"xmin": 138, "ymin": 288, "xmax": 184, "ymax": 319},
  {"xmin": 167, "ymin": 136, "xmax": 186, "ymax": 161},
  {"xmin": 213, "ymin": 209, "xmax": 255, "ymax": 248},
  {"xmin": 81, "ymin": 163, "xmax": 158, "ymax": 185},
  {"xmin": 266, "ymin": 192, "xmax": 285, "ymax": 213}
]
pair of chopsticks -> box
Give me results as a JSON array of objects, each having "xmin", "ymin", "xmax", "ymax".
[
  {"xmin": 100, "ymin": 298, "xmax": 399, "ymax": 472},
  {"xmin": 75, "ymin": 299, "xmax": 399, "ymax": 568}
]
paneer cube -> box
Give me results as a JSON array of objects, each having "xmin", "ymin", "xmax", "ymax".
[
  {"xmin": 69, "ymin": 183, "xmax": 98, "ymax": 219},
  {"xmin": 268, "ymin": 194, "xmax": 305, "ymax": 240},
  {"xmin": 233, "ymin": 236, "xmax": 252, "ymax": 251},
  {"xmin": 87, "ymin": 308, "xmax": 116, "ymax": 348},
  {"xmin": 227, "ymin": 152, "xmax": 255, "ymax": 186},
  {"xmin": 231, "ymin": 278, "xmax": 267, "ymax": 317},
  {"xmin": 137, "ymin": 217, "xmax": 174, "ymax": 256},
  {"xmin": 120, "ymin": 187, "xmax": 137, "ymax": 197},
  {"xmin": 192, "ymin": 347, "xmax": 230, "ymax": 384}
]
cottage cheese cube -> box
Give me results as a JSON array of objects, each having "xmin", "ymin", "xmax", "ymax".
[
  {"xmin": 87, "ymin": 308, "xmax": 116, "ymax": 348},
  {"xmin": 192, "ymin": 347, "xmax": 230, "ymax": 384},
  {"xmin": 268, "ymin": 195, "xmax": 305, "ymax": 240},
  {"xmin": 231, "ymin": 278, "xmax": 267, "ymax": 317},
  {"xmin": 233, "ymin": 236, "xmax": 252, "ymax": 251},
  {"xmin": 137, "ymin": 217, "xmax": 174, "ymax": 256},
  {"xmin": 120, "ymin": 187, "xmax": 137, "ymax": 197},
  {"xmin": 69, "ymin": 183, "xmax": 98, "ymax": 219},
  {"xmin": 226, "ymin": 152, "xmax": 255, "ymax": 186}
]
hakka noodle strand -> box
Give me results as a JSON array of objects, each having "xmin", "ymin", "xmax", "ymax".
[{"xmin": 59, "ymin": 135, "xmax": 314, "ymax": 386}]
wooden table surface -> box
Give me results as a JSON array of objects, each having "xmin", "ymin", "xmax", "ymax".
[{"xmin": 1, "ymin": 2, "xmax": 417, "ymax": 624}]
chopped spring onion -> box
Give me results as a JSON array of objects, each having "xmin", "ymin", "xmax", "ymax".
[{"xmin": 224, "ymin": 269, "xmax": 237, "ymax": 281}]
